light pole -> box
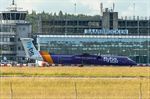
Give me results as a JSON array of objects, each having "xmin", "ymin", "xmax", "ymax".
[
  {"xmin": 148, "ymin": 17, "xmax": 150, "ymax": 65},
  {"xmin": 74, "ymin": 0, "xmax": 77, "ymax": 16},
  {"xmin": 0, "ymin": 12, "xmax": 2, "ymax": 61}
]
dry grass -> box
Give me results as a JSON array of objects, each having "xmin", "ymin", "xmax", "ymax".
[
  {"xmin": 0, "ymin": 78, "xmax": 150, "ymax": 99},
  {"xmin": 0, "ymin": 66, "xmax": 150, "ymax": 77},
  {"xmin": 0, "ymin": 67, "xmax": 150, "ymax": 99}
]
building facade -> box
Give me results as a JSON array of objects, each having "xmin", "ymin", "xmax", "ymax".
[
  {"xmin": 40, "ymin": 9, "xmax": 150, "ymax": 36},
  {"xmin": 0, "ymin": 1, "xmax": 31, "ymax": 63},
  {"xmin": 36, "ymin": 8, "xmax": 150, "ymax": 64},
  {"xmin": 37, "ymin": 35, "xmax": 150, "ymax": 64}
]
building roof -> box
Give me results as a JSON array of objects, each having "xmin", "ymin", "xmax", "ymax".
[{"xmin": 37, "ymin": 35, "xmax": 150, "ymax": 39}]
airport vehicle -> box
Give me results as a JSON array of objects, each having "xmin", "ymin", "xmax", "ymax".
[
  {"xmin": 0, "ymin": 56, "xmax": 18, "ymax": 66},
  {"xmin": 20, "ymin": 38, "xmax": 137, "ymax": 66}
]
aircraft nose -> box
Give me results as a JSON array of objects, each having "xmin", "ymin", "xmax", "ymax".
[{"xmin": 130, "ymin": 61, "xmax": 137, "ymax": 66}]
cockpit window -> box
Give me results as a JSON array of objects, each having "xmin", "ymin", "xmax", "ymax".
[{"xmin": 127, "ymin": 57, "xmax": 132, "ymax": 61}]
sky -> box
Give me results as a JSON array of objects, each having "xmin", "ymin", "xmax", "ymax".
[{"xmin": 0, "ymin": 0, "xmax": 150, "ymax": 17}]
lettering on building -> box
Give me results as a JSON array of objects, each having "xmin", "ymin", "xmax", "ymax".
[{"xmin": 84, "ymin": 29, "xmax": 128, "ymax": 35}]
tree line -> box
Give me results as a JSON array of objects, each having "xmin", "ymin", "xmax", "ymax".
[{"xmin": 26, "ymin": 10, "xmax": 101, "ymax": 33}]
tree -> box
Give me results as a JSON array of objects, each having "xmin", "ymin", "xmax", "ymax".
[
  {"xmin": 58, "ymin": 10, "xmax": 63, "ymax": 17},
  {"xmin": 31, "ymin": 10, "xmax": 36, "ymax": 16}
]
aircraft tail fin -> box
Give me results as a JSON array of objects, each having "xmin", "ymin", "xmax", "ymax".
[{"xmin": 20, "ymin": 38, "xmax": 43, "ymax": 61}]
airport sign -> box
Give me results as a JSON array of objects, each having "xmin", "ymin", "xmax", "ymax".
[{"xmin": 84, "ymin": 29, "xmax": 128, "ymax": 35}]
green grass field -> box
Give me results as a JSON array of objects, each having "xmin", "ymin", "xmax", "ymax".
[{"xmin": 0, "ymin": 67, "xmax": 150, "ymax": 99}]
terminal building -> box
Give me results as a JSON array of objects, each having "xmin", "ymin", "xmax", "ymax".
[
  {"xmin": 36, "ymin": 4, "xmax": 150, "ymax": 64},
  {"xmin": 0, "ymin": 0, "xmax": 31, "ymax": 63}
]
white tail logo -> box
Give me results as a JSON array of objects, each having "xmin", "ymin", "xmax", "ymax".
[
  {"xmin": 20, "ymin": 38, "xmax": 43, "ymax": 61},
  {"xmin": 27, "ymin": 41, "xmax": 34, "ymax": 57}
]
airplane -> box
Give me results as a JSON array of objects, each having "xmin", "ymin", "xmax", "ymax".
[{"xmin": 20, "ymin": 38, "xmax": 137, "ymax": 66}]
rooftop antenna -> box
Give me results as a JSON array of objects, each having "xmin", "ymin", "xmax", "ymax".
[
  {"xmin": 113, "ymin": 3, "xmax": 115, "ymax": 12},
  {"xmin": 133, "ymin": 3, "xmax": 135, "ymax": 16},
  {"xmin": 7, "ymin": 0, "xmax": 22, "ymax": 11},
  {"xmin": 100, "ymin": 3, "xmax": 103, "ymax": 16},
  {"xmin": 12, "ymin": 0, "xmax": 15, "ymax": 5},
  {"xmin": 74, "ymin": 1, "xmax": 77, "ymax": 15}
]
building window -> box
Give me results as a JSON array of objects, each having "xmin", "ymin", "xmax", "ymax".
[
  {"xmin": 23, "ymin": 27, "xmax": 26, "ymax": 31},
  {"xmin": 10, "ymin": 38, "xmax": 15, "ymax": 42},
  {"xmin": 18, "ymin": 47, "xmax": 21, "ymax": 50},
  {"xmin": 18, "ymin": 38, "xmax": 20, "ymax": 41}
]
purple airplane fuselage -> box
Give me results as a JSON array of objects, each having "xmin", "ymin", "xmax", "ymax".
[{"xmin": 47, "ymin": 53, "xmax": 137, "ymax": 66}]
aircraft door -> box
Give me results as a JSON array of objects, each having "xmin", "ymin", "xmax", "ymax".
[{"xmin": 96, "ymin": 56, "xmax": 103, "ymax": 65}]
